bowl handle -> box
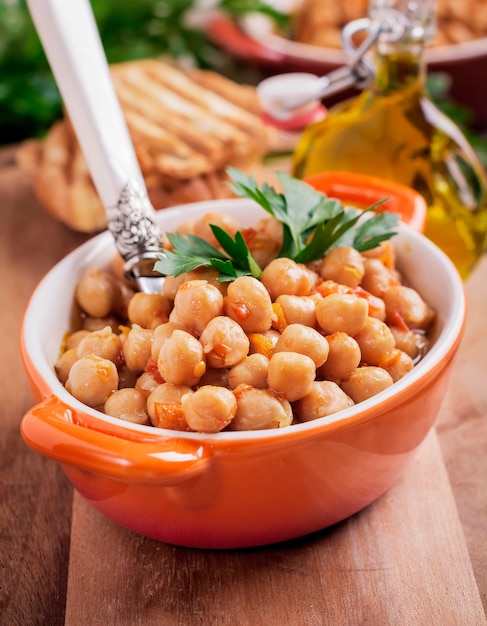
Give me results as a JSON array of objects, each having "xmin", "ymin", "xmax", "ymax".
[{"xmin": 21, "ymin": 396, "xmax": 212, "ymax": 485}]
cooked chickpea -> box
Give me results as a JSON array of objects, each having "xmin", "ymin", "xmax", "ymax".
[
  {"xmin": 361, "ymin": 258, "xmax": 398, "ymax": 297},
  {"xmin": 157, "ymin": 330, "xmax": 206, "ymax": 386},
  {"xmin": 151, "ymin": 321, "xmax": 185, "ymax": 362},
  {"xmin": 230, "ymin": 385, "xmax": 293, "ymax": 430},
  {"xmin": 67, "ymin": 354, "xmax": 119, "ymax": 408},
  {"xmin": 55, "ymin": 348, "xmax": 78, "ymax": 384},
  {"xmin": 228, "ymin": 354, "xmax": 269, "ymax": 389},
  {"xmin": 224, "ymin": 276, "xmax": 274, "ymax": 333},
  {"xmin": 353, "ymin": 317, "xmax": 396, "ymax": 366},
  {"xmin": 66, "ymin": 330, "xmax": 90, "ymax": 350},
  {"xmin": 162, "ymin": 273, "xmax": 189, "ymax": 301},
  {"xmin": 199, "ymin": 316, "xmax": 250, "ymax": 368},
  {"xmin": 182, "ymin": 385, "xmax": 237, "ymax": 433},
  {"xmin": 147, "ymin": 383, "xmax": 193, "ymax": 429},
  {"xmin": 315, "ymin": 293, "xmax": 368, "ymax": 336},
  {"xmin": 135, "ymin": 371, "xmax": 162, "ymax": 397},
  {"xmin": 341, "ymin": 366, "xmax": 394, "ymax": 403},
  {"xmin": 274, "ymin": 324, "xmax": 329, "ymax": 368},
  {"xmin": 104, "ymin": 388, "xmax": 149, "ymax": 425},
  {"xmin": 75, "ymin": 267, "xmax": 119, "ymax": 318},
  {"xmin": 76, "ymin": 326, "xmax": 122, "ymax": 363},
  {"xmin": 320, "ymin": 246, "xmax": 364, "ymax": 288},
  {"xmin": 275, "ymin": 295, "xmax": 316, "ymax": 327},
  {"xmin": 245, "ymin": 226, "xmax": 281, "ymax": 269},
  {"xmin": 383, "ymin": 286, "xmax": 435, "ymax": 330},
  {"xmin": 260, "ymin": 258, "xmax": 314, "ymax": 299},
  {"xmin": 122, "ymin": 324, "xmax": 153, "ymax": 373},
  {"xmin": 365, "ymin": 292, "xmax": 386, "ymax": 321},
  {"xmin": 389, "ymin": 326, "xmax": 429, "ymax": 360},
  {"xmin": 317, "ymin": 332, "xmax": 361, "ymax": 382},
  {"xmin": 294, "ymin": 381, "xmax": 354, "ymax": 422},
  {"xmin": 192, "ymin": 211, "xmax": 240, "ymax": 249},
  {"xmin": 170, "ymin": 280, "xmax": 224, "ymax": 335},
  {"xmin": 268, "ymin": 352, "xmax": 316, "ymax": 402},
  {"xmin": 127, "ymin": 293, "xmax": 171, "ymax": 329},
  {"xmin": 381, "ymin": 349, "xmax": 414, "ymax": 382},
  {"xmin": 81, "ymin": 315, "xmax": 119, "ymax": 333}
]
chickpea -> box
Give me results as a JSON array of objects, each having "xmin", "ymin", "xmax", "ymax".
[
  {"xmin": 228, "ymin": 354, "xmax": 270, "ymax": 389},
  {"xmin": 320, "ymin": 246, "xmax": 364, "ymax": 288},
  {"xmin": 224, "ymin": 276, "xmax": 274, "ymax": 333},
  {"xmin": 365, "ymin": 293, "xmax": 386, "ymax": 322},
  {"xmin": 163, "ymin": 273, "xmax": 190, "ymax": 301},
  {"xmin": 147, "ymin": 383, "xmax": 193, "ymax": 430},
  {"xmin": 383, "ymin": 286, "xmax": 435, "ymax": 330},
  {"xmin": 136, "ymin": 371, "xmax": 162, "ymax": 397},
  {"xmin": 199, "ymin": 316, "xmax": 250, "ymax": 368},
  {"xmin": 353, "ymin": 317, "xmax": 396, "ymax": 366},
  {"xmin": 268, "ymin": 352, "xmax": 316, "ymax": 402},
  {"xmin": 75, "ymin": 267, "xmax": 119, "ymax": 318},
  {"xmin": 274, "ymin": 324, "xmax": 329, "ymax": 368},
  {"xmin": 245, "ymin": 226, "xmax": 281, "ymax": 269},
  {"xmin": 67, "ymin": 354, "xmax": 119, "ymax": 408},
  {"xmin": 182, "ymin": 385, "xmax": 237, "ymax": 433},
  {"xmin": 341, "ymin": 366, "xmax": 394, "ymax": 403},
  {"xmin": 275, "ymin": 295, "xmax": 316, "ymax": 327},
  {"xmin": 170, "ymin": 280, "xmax": 224, "ymax": 336},
  {"xmin": 66, "ymin": 330, "xmax": 90, "ymax": 350},
  {"xmin": 122, "ymin": 324, "xmax": 153, "ymax": 373},
  {"xmin": 381, "ymin": 349, "xmax": 414, "ymax": 382},
  {"xmin": 317, "ymin": 332, "xmax": 361, "ymax": 382},
  {"xmin": 389, "ymin": 326, "xmax": 418, "ymax": 358},
  {"xmin": 104, "ymin": 388, "xmax": 149, "ymax": 425},
  {"xmin": 260, "ymin": 258, "xmax": 314, "ymax": 299},
  {"xmin": 76, "ymin": 326, "xmax": 122, "ymax": 364},
  {"xmin": 294, "ymin": 381, "xmax": 354, "ymax": 422},
  {"xmin": 361, "ymin": 258, "xmax": 398, "ymax": 297},
  {"xmin": 151, "ymin": 321, "xmax": 185, "ymax": 361},
  {"xmin": 157, "ymin": 329, "xmax": 206, "ymax": 386},
  {"xmin": 192, "ymin": 211, "xmax": 240, "ymax": 249},
  {"xmin": 127, "ymin": 293, "xmax": 171, "ymax": 329},
  {"xmin": 230, "ymin": 385, "xmax": 293, "ymax": 430},
  {"xmin": 315, "ymin": 293, "xmax": 368, "ymax": 336},
  {"xmin": 55, "ymin": 348, "xmax": 78, "ymax": 384},
  {"xmin": 82, "ymin": 315, "xmax": 119, "ymax": 333}
]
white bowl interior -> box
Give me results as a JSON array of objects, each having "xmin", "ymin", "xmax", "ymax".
[{"xmin": 22, "ymin": 198, "xmax": 466, "ymax": 441}]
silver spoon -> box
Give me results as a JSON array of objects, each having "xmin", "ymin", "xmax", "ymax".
[{"xmin": 27, "ymin": 0, "xmax": 165, "ymax": 294}]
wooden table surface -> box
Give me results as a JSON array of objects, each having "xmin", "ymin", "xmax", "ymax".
[{"xmin": 1, "ymin": 146, "xmax": 486, "ymax": 625}]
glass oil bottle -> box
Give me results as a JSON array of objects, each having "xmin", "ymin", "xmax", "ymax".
[{"xmin": 292, "ymin": 0, "xmax": 487, "ymax": 279}]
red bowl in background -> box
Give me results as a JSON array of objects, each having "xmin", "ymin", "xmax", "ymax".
[{"xmin": 207, "ymin": 15, "xmax": 487, "ymax": 127}]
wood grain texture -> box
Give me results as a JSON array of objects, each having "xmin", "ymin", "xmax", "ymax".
[
  {"xmin": 0, "ymin": 164, "xmax": 87, "ymax": 626},
  {"xmin": 64, "ymin": 433, "xmax": 484, "ymax": 626},
  {"xmin": 1, "ymin": 149, "xmax": 486, "ymax": 625}
]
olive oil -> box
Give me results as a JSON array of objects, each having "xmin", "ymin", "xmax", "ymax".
[{"xmin": 292, "ymin": 2, "xmax": 487, "ymax": 278}]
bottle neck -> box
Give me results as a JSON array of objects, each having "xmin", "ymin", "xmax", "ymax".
[{"xmin": 373, "ymin": 46, "xmax": 426, "ymax": 95}]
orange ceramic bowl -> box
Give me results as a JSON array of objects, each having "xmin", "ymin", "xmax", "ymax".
[{"xmin": 20, "ymin": 189, "xmax": 465, "ymax": 549}]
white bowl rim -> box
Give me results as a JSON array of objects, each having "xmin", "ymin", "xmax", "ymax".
[{"xmin": 22, "ymin": 197, "xmax": 466, "ymax": 443}]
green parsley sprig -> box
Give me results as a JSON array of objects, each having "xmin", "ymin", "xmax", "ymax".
[{"xmin": 154, "ymin": 168, "xmax": 400, "ymax": 282}]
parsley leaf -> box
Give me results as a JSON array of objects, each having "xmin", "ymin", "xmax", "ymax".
[{"xmin": 155, "ymin": 168, "xmax": 400, "ymax": 282}]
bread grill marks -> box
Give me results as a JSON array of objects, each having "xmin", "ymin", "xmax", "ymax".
[{"xmin": 16, "ymin": 59, "xmax": 278, "ymax": 233}]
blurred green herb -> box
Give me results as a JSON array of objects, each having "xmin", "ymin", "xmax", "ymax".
[{"xmin": 0, "ymin": 0, "xmax": 263, "ymax": 144}]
